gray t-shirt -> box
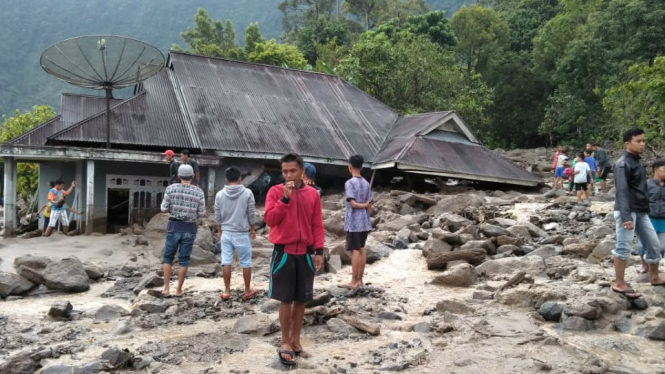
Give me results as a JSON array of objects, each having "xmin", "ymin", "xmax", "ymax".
[{"xmin": 344, "ymin": 176, "xmax": 373, "ymax": 232}]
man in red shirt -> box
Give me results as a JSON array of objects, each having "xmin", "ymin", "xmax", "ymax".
[{"xmin": 264, "ymin": 153, "xmax": 324, "ymax": 366}]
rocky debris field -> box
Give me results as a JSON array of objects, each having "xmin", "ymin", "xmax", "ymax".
[{"xmin": 1, "ymin": 185, "xmax": 665, "ymax": 373}]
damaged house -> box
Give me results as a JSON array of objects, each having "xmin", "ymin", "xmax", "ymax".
[{"xmin": 1, "ymin": 51, "xmax": 540, "ymax": 236}]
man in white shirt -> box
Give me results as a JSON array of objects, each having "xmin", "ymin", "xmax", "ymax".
[
  {"xmin": 573, "ymin": 152, "xmax": 594, "ymax": 203},
  {"xmin": 553, "ymin": 150, "xmax": 568, "ymax": 190}
]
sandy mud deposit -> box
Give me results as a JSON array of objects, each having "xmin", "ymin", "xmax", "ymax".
[{"xmin": 1, "ymin": 187, "xmax": 664, "ymax": 373}]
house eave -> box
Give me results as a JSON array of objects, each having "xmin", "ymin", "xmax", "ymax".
[{"xmin": 395, "ymin": 163, "xmax": 541, "ymax": 187}]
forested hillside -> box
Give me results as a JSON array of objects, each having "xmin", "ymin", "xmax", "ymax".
[{"xmin": 0, "ymin": 0, "xmax": 469, "ymax": 119}]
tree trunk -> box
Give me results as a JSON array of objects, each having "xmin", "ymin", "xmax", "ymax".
[{"xmin": 427, "ymin": 249, "xmax": 486, "ymax": 270}]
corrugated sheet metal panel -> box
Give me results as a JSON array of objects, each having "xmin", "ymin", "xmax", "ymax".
[
  {"xmin": 9, "ymin": 115, "xmax": 64, "ymax": 146},
  {"xmin": 373, "ymin": 113, "xmax": 449, "ymax": 163},
  {"xmin": 170, "ymin": 52, "xmax": 398, "ymax": 160},
  {"xmin": 399, "ymin": 137, "xmax": 540, "ymax": 183},
  {"xmin": 50, "ymin": 69, "xmax": 196, "ymax": 148},
  {"xmin": 60, "ymin": 94, "xmax": 120, "ymax": 125}
]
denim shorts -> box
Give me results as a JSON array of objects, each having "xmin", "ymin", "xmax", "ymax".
[
  {"xmin": 554, "ymin": 167, "xmax": 565, "ymax": 177},
  {"xmin": 612, "ymin": 211, "xmax": 663, "ymax": 264},
  {"xmin": 221, "ymin": 231, "xmax": 252, "ymax": 268},
  {"xmin": 163, "ymin": 231, "xmax": 196, "ymax": 267}
]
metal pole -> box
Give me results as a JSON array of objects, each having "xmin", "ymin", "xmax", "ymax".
[
  {"xmin": 369, "ymin": 170, "xmax": 377, "ymax": 189},
  {"xmin": 105, "ymin": 87, "xmax": 112, "ymax": 149}
]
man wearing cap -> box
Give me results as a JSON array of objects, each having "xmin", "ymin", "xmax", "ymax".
[
  {"xmin": 303, "ymin": 162, "xmax": 323, "ymax": 196},
  {"xmin": 160, "ymin": 164, "xmax": 206, "ymax": 298},
  {"xmin": 162, "ymin": 150, "xmax": 180, "ymax": 185},
  {"xmin": 180, "ymin": 149, "xmax": 200, "ymax": 186}
]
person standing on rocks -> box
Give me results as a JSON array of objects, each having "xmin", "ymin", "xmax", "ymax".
[
  {"xmin": 180, "ymin": 149, "xmax": 200, "ymax": 186},
  {"xmin": 162, "ymin": 150, "xmax": 180, "ymax": 185},
  {"xmin": 264, "ymin": 153, "xmax": 324, "ymax": 365},
  {"xmin": 573, "ymin": 152, "xmax": 593, "ymax": 203},
  {"xmin": 214, "ymin": 167, "xmax": 257, "ymax": 301},
  {"xmin": 160, "ymin": 164, "xmax": 206, "ymax": 298},
  {"xmin": 636, "ymin": 158, "xmax": 665, "ymax": 274},
  {"xmin": 611, "ymin": 128, "xmax": 665, "ymax": 299},
  {"xmin": 44, "ymin": 178, "xmax": 76, "ymax": 237},
  {"xmin": 591, "ymin": 142, "xmax": 612, "ymax": 193},
  {"xmin": 553, "ymin": 148, "xmax": 568, "ymax": 190},
  {"xmin": 339, "ymin": 154, "xmax": 373, "ymax": 289},
  {"xmin": 584, "ymin": 149, "xmax": 597, "ymax": 195}
]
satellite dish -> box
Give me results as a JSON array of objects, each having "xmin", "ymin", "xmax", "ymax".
[{"xmin": 40, "ymin": 35, "xmax": 165, "ymax": 148}]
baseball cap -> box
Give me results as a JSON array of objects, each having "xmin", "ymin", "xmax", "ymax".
[
  {"xmin": 178, "ymin": 164, "xmax": 194, "ymax": 178},
  {"xmin": 161, "ymin": 150, "xmax": 175, "ymax": 156},
  {"xmin": 304, "ymin": 162, "xmax": 316, "ymax": 180}
]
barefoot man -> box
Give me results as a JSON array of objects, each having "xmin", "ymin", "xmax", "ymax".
[
  {"xmin": 264, "ymin": 153, "xmax": 324, "ymax": 365},
  {"xmin": 611, "ymin": 128, "xmax": 665, "ymax": 299}
]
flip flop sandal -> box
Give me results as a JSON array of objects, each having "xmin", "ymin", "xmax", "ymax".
[
  {"xmin": 612, "ymin": 287, "xmax": 642, "ymax": 299},
  {"xmin": 220, "ymin": 293, "xmax": 231, "ymax": 301},
  {"xmin": 278, "ymin": 350, "xmax": 296, "ymax": 366},
  {"xmin": 161, "ymin": 293, "xmax": 172, "ymax": 299},
  {"xmin": 244, "ymin": 289, "xmax": 257, "ymax": 301}
]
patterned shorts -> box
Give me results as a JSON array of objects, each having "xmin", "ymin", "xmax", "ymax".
[{"xmin": 49, "ymin": 210, "xmax": 69, "ymax": 228}]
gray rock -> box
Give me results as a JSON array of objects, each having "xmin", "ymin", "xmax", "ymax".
[
  {"xmin": 413, "ymin": 322, "xmax": 431, "ymax": 333},
  {"xmin": 94, "ymin": 304, "xmax": 129, "ymax": 322},
  {"xmin": 422, "ymin": 237, "xmax": 452, "ymax": 258},
  {"xmin": 83, "ymin": 262, "xmax": 105, "ymax": 280},
  {"xmin": 132, "ymin": 274, "xmax": 164, "ymax": 295},
  {"xmin": 330, "ymin": 242, "xmax": 352, "ymax": 265},
  {"xmin": 194, "ymin": 225, "xmax": 214, "ymax": 251},
  {"xmin": 562, "ymin": 237, "xmax": 579, "ymax": 246},
  {"xmin": 366, "ymin": 239, "xmax": 392, "ymax": 264},
  {"xmin": 436, "ymin": 299, "xmax": 475, "ymax": 315},
  {"xmin": 145, "ymin": 213, "xmax": 169, "ymax": 239},
  {"xmin": 506, "ymin": 226, "xmax": 533, "ymax": 242},
  {"xmin": 479, "ymin": 223, "xmax": 509, "ymax": 237},
  {"xmin": 48, "ymin": 301, "xmax": 73, "ymax": 319},
  {"xmin": 260, "ymin": 299, "xmax": 281, "ymax": 313},
  {"xmin": 377, "ymin": 215, "xmax": 418, "ymax": 232},
  {"xmin": 305, "ymin": 292, "xmax": 331, "ymax": 308},
  {"xmin": 13, "ymin": 255, "xmax": 51, "ymax": 270},
  {"xmin": 186, "ymin": 245, "xmax": 219, "ymax": 266},
  {"xmin": 0, "ymin": 351, "xmax": 41, "ymax": 374},
  {"xmin": 491, "ymin": 218, "xmax": 517, "ymax": 227},
  {"xmin": 542, "ymin": 222, "xmax": 560, "ymax": 231},
  {"xmin": 233, "ymin": 314, "xmax": 272, "ymax": 334},
  {"xmin": 630, "ymin": 297, "xmax": 649, "ymax": 310},
  {"xmin": 496, "ymin": 235, "xmax": 522, "ymax": 246},
  {"xmin": 647, "ymin": 321, "xmax": 665, "ymax": 341},
  {"xmin": 135, "ymin": 235, "xmax": 149, "ymax": 246},
  {"xmin": 431, "ymin": 228, "xmax": 461, "ymax": 245},
  {"xmin": 472, "ymin": 290, "xmax": 494, "ymax": 300},
  {"xmin": 497, "ymin": 244, "xmax": 519, "ymax": 254},
  {"xmin": 541, "ymin": 235, "xmax": 565, "ymax": 245},
  {"xmin": 429, "ymin": 194, "xmax": 484, "ymax": 216},
  {"xmin": 589, "ymin": 239, "xmax": 616, "ymax": 260},
  {"xmin": 0, "ymin": 271, "xmax": 36, "ymax": 297},
  {"xmin": 378, "ymin": 311, "xmax": 403, "ymax": 320},
  {"xmin": 43, "ymin": 257, "xmax": 90, "ymax": 293},
  {"xmin": 475, "ymin": 256, "xmax": 546, "ymax": 276},
  {"xmin": 460, "ymin": 239, "xmax": 497, "ymax": 255},
  {"xmin": 439, "ymin": 213, "xmax": 473, "ymax": 232},
  {"xmin": 562, "ymin": 242, "xmax": 597, "ymax": 258},
  {"xmin": 132, "ymin": 293, "xmax": 169, "ymax": 314},
  {"xmin": 431, "ymin": 263, "xmax": 476, "ymax": 287},
  {"xmin": 525, "ymin": 245, "xmax": 558, "ymax": 260},
  {"xmin": 521, "ymin": 222, "xmax": 549, "ymax": 238},
  {"xmin": 559, "ymin": 316, "xmax": 595, "ymax": 331},
  {"xmin": 539, "ymin": 302, "xmax": 564, "ymax": 322},
  {"xmin": 101, "ymin": 348, "xmax": 133, "ymax": 368},
  {"xmin": 327, "ymin": 318, "xmax": 356, "ymax": 334},
  {"xmin": 586, "ymin": 226, "xmax": 614, "ymax": 239},
  {"xmin": 132, "ymin": 356, "xmax": 153, "ymax": 370},
  {"xmin": 327, "ymin": 255, "xmax": 343, "ymax": 274},
  {"xmin": 41, "ymin": 362, "xmax": 106, "ymax": 374}
]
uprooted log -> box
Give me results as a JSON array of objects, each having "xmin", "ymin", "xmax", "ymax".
[
  {"xmin": 339, "ymin": 315, "xmax": 381, "ymax": 336},
  {"xmin": 427, "ymin": 249, "xmax": 486, "ymax": 270}
]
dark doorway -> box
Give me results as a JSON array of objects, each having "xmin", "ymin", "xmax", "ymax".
[{"xmin": 107, "ymin": 189, "xmax": 129, "ymax": 233}]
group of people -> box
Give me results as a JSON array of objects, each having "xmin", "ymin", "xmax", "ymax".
[
  {"xmin": 159, "ymin": 151, "xmax": 373, "ymax": 365},
  {"xmin": 551, "ymin": 142, "xmax": 612, "ymax": 203}
]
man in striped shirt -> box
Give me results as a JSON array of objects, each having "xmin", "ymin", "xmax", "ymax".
[{"xmin": 160, "ymin": 164, "xmax": 206, "ymax": 298}]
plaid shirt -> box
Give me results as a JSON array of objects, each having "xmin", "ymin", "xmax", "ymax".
[{"xmin": 161, "ymin": 183, "xmax": 205, "ymax": 222}]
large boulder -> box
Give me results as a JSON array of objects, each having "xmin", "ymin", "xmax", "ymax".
[
  {"xmin": 17, "ymin": 265, "xmax": 45, "ymax": 284},
  {"xmin": 562, "ymin": 242, "xmax": 598, "ymax": 258},
  {"xmin": 194, "ymin": 226, "xmax": 214, "ymax": 252},
  {"xmin": 520, "ymin": 222, "xmax": 549, "ymax": 239},
  {"xmin": 47, "ymin": 301, "xmax": 73, "ymax": 320},
  {"xmin": 428, "ymin": 194, "xmax": 484, "ymax": 215},
  {"xmin": 539, "ymin": 302, "xmax": 565, "ymax": 322},
  {"xmin": 475, "ymin": 256, "xmax": 546, "ymax": 277},
  {"xmin": 83, "ymin": 262, "xmax": 105, "ymax": 280},
  {"xmin": 0, "ymin": 272, "xmax": 35, "ymax": 297},
  {"xmin": 377, "ymin": 215, "xmax": 417, "ymax": 232},
  {"xmin": 479, "ymin": 223, "xmax": 509, "ymax": 238},
  {"xmin": 13, "ymin": 255, "xmax": 51, "ymax": 270},
  {"xmin": 185, "ymin": 245, "xmax": 219, "ymax": 266},
  {"xmin": 460, "ymin": 239, "xmax": 497, "ymax": 255},
  {"xmin": 422, "ymin": 238, "xmax": 452, "ymax": 258},
  {"xmin": 95, "ymin": 304, "xmax": 130, "ymax": 322},
  {"xmin": 436, "ymin": 299, "xmax": 475, "ymax": 315},
  {"xmin": 506, "ymin": 226, "xmax": 533, "ymax": 242},
  {"xmin": 330, "ymin": 242, "xmax": 352, "ymax": 265},
  {"xmin": 132, "ymin": 293, "xmax": 170, "ymax": 314},
  {"xmin": 431, "ymin": 228, "xmax": 461, "ymax": 245},
  {"xmin": 588, "ymin": 239, "xmax": 616, "ymax": 261},
  {"xmin": 439, "ymin": 214, "xmax": 473, "ymax": 232},
  {"xmin": 324, "ymin": 214, "xmax": 346, "ymax": 237},
  {"xmin": 366, "ymin": 239, "xmax": 392, "ymax": 264},
  {"xmin": 43, "ymin": 257, "xmax": 90, "ymax": 293},
  {"xmin": 145, "ymin": 213, "xmax": 170, "ymax": 239},
  {"xmin": 233, "ymin": 314, "xmax": 273, "ymax": 335},
  {"xmin": 431, "ymin": 263, "xmax": 476, "ymax": 287},
  {"xmin": 586, "ymin": 226, "xmax": 614, "ymax": 239},
  {"xmin": 564, "ymin": 301, "xmax": 602, "ymax": 320}
]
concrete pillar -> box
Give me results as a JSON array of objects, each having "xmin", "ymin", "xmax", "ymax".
[
  {"xmin": 207, "ymin": 167, "xmax": 216, "ymax": 209},
  {"xmin": 2, "ymin": 157, "xmax": 17, "ymax": 237},
  {"xmin": 85, "ymin": 160, "xmax": 95, "ymax": 235},
  {"xmin": 72, "ymin": 161, "xmax": 83, "ymax": 224}
]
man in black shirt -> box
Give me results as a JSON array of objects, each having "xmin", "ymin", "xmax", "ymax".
[
  {"xmin": 611, "ymin": 128, "xmax": 665, "ymax": 299},
  {"xmin": 591, "ymin": 142, "xmax": 612, "ymax": 192},
  {"xmin": 180, "ymin": 149, "xmax": 200, "ymax": 186},
  {"xmin": 162, "ymin": 150, "xmax": 180, "ymax": 185}
]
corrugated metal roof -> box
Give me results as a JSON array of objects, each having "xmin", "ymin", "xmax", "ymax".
[
  {"xmin": 169, "ymin": 52, "xmax": 398, "ymax": 161},
  {"xmin": 49, "ymin": 68, "xmax": 196, "ymax": 148},
  {"xmin": 9, "ymin": 115, "xmax": 65, "ymax": 146},
  {"xmin": 373, "ymin": 112, "xmax": 451, "ymax": 164}
]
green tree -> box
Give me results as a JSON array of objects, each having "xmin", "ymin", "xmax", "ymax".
[
  {"xmin": 338, "ymin": 33, "xmax": 493, "ymax": 131},
  {"xmin": 248, "ymin": 40, "xmax": 308, "ymax": 68},
  {"xmin": 0, "ymin": 105, "xmax": 55, "ymax": 199},
  {"xmin": 344, "ymin": 0, "xmax": 385, "ymax": 30},
  {"xmin": 245, "ymin": 23, "xmax": 265, "ymax": 54},
  {"xmin": 451, "ymin": 5, "xmax": 510, "ymax": 74},
  {"xmin": 378, "ymin": 0, "xmax": 429, "ymax": 25},
  {"xmin": 296, "ymin": 18, "xmax": 358, "ymax": 64},
  {"xmin": 177, "ymin": 8, "xmax": 245, "ymax": 59},
  {"xmin": 279, "ymin": 0, "xmax": 337, "ymax": 33},
  {"xmin": 603, "ymin": 57, "xmax": 665, "ymax": 147},
  {"xmin": 376, "ymin": 10, "xmax": 457, "ymax": 48}
]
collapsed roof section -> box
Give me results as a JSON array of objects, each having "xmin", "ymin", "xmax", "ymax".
[{"xmin": 7, "ymin": 51, "xmax": 540, "ymax": 186}]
